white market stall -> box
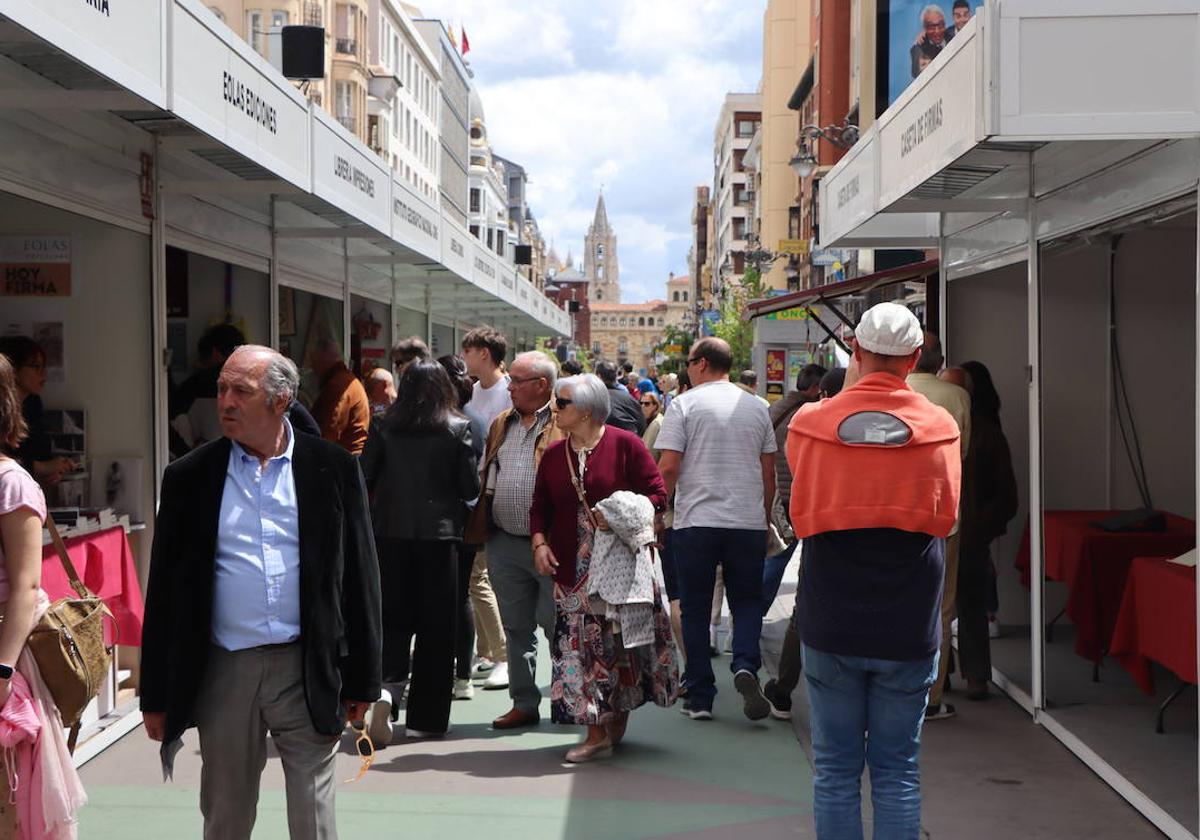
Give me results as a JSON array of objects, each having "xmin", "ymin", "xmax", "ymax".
[{"xmin": 818, "ymin": 2, "xmax": 1200, "ymax": 836}]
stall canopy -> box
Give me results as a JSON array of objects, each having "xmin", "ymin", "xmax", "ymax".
[
  {"xmin": 746, "ymin": 259, "xmax": 938, "ymax": 351},
  {"xmin": 818, "ymin": 1, "xmax": 1200, "ymax": 278},
  {"xmin": 0, "ymin": 0, "xmax": 569, "ymax": 339}
]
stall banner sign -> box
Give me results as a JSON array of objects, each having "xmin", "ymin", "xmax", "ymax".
[
  {"xmin": 777, "ymin": 239, "xmax": 810, "ymax": 256},
  {"xmin": 766, "ymin": 349, "xmax": 787, "ymax": 384},
  {"xmin": 878, "ymin": 10, "xmax": 980, "ymax": 210},
  {"xmin": 391, "ymin": 176, "xmax": 441, "ymax": 264},
  {"xmin": 0, "ymin": 237, "xmax": 71, "ymax": 297},
  {"xmin": 311, "ymin": 110, "xmax": 391, "ymax": 236},
  {"xmin": 171, "ymin": 1, "xmax": 310, "ymax": 190},
  {"xmin": 885, "ymin": 0, "xmax": 980, "ymax": 106},
  {"xmin": 440, "ymin": 217, "xmax": 474, "ymax": 281}
]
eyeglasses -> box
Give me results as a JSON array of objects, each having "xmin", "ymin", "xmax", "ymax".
[
  {"xmin": 685, "ymin": 357, "xmax": 701, "ymax": 367},
  {"xmin": 509, "ymin": 375, "xmax": 545, "ymax": 386},
  {"xmin": 555, "ymin": 397, "xmax": 573, "ymax": 409},
  {"xmin": 344, "ymin": 721, "xmax": 375, "ymax": 783},
  {"xmin": 640, "ymin": 400, "xmax": 656, "ymax": 406}
]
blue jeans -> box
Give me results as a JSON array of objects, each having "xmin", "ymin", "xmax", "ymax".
[
  {"xmin": 673, "ymin": 527, "xmax": 766, "ymax": 708},
  {"xmin": 802, "ymin": 645, "xmax": 938, "ymax": 840}
]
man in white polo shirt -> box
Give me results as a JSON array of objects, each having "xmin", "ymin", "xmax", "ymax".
[{"xmin": 656, "ymin": 337, "xmax": 777, "ymax": 722}]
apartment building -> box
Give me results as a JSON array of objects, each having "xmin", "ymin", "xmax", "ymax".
[
  {"xmin": 366, "ymin": 0, "xmax": 440, "ymax": 202},
  {"xmin": 688, "ymin": 185, "xmax": 712, "ymax": 310},
  {"xmin": 712, "ymin": 92, "xmax": 761, "ymax": 294},
  {"xmin": 414, "ymin": 18, "xmax": 471, "ymax": 227},
  {"xmin": 466, "ymin": 90, "xmax": 511, "ymax": 260}
]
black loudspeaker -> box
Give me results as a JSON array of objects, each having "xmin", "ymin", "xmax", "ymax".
[
  {"xmin": 568, "ymin": 300, "xmax": 581, "ymax": 312},
  {"xmin": 514, "ymin": 245, "xmax": 533, "ymax": 265},
  {"xmin": 282, "ymin": 26, "xmax": 325, "ymax": 80}
]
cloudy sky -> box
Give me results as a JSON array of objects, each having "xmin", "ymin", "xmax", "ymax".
[{"xmin": 413, "ymin": 0, "xmax": 765, "ymax": 304}]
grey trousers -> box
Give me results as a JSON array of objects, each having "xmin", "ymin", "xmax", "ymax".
[
  {"xmin": 486, "ymin": 529, "xmax": 554, "ymax": 714},
  {"xmin": 195, "ymin": 643, "xmax": 339, "ymax": 840}
]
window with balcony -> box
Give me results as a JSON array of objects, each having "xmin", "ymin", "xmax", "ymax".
[
  {"xmin": 496, "ymin": 231, "xmax": 505, "ymax": 256},
  {"xmin": 735, "ymin": 186, "xmax": 752, "ymax": 206},
  {"xmin": 732, "ymin": 218, "xmax": 748, "ymax": 240},
  {"xmin": 469, "ymin": 188, "xmax": 480, "ymax": 214},
  {"xmin": 735, "ymin": 119, "xmax": 758, "ymax": 138},
  {"xmin": 733, "ymin": 149, "xmax": 746, "ymax": 172},
  {"xmin": 618, "ymin": 337, "xmax": 628, "ymax": 354},
  {"xmin": 246, "ymin": 10, "xmax": 264, "ymax": 54},
  {"xmin": 303, "ymin": 1, "xmax": 322, "ymax": 26},
  {"xmin": 638, "ymin": 317, "xmax": 645, "ymax": 327},
  {"xmin": 335, "ymin": 4, "xmax": 357, "ymax": 56}
]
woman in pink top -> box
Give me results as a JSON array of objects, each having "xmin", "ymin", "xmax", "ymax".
[{"xmin": 0, "ymin": 354, "xmax": 85, "ymax": 838}]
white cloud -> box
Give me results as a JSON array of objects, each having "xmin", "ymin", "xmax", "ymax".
[{"xmin": 415, "ymin": 1, "xmax": 765, "ymax": 303}]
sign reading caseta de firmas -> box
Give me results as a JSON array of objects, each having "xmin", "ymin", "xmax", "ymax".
[
  {"xmin": 335, "ymin": 155, "xmax": 376, "ymax": 197},
  {"xmin": 222, "ymin": 71, "xmax": 277, "ymax": 134},
  {"xmin": 900, "ymin": 97, "xmax": 944, "ymax": 158},
  {"xmin": 0, "ymin": 237, "xmax": 71, "ymax": 297}
]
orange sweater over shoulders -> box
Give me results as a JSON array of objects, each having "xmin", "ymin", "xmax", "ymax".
[{"xmin": 786, "ymin": 372, "xmax": 962, "ymax": 539}]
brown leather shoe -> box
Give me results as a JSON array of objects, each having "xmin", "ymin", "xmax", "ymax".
[
  {"xmin": 565, "ymin": 738, "xmax": 613, "ymax": 763},
  {"xmin": 492, "ymin": 707, "xmax": 540, "ymax": 730}
]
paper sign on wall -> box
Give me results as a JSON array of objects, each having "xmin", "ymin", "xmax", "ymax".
[{"xmin": 0, "ymin": 237, "xmax": 71, "ymax": 297}]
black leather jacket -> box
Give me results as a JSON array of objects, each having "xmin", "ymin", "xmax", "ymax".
[{"xmin": 360, "ymin": 414, "xmax": 481, "ymax": 541}]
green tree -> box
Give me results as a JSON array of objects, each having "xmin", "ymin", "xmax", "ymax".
[
  {"xmin": 652, "ymin": 325, "xmax": 693, "ymax": 374},
  {"xmin": 711, "ymin": 266, "xmax": 765, "ymax": 373}
]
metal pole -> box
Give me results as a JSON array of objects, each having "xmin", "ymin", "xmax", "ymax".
[
  {"xmin": 1027, "ymin": 153, "xmax": 1045, "ymax": 716},
  {"xmin": 938, "ymin": 213, "xmax": 948, "ymax": 350},
  {"xmin": 150, "ymin": 137, "xmax": 168, "ymax": 500},
  {"xmin": 1194, "ymin": 170, "xmax": 1199, "ymax": 834},
  {"xmin": 342, "ymin": 238, "xmax": 351, "ymax": 363},
  {"xmin": 269, "ymin": 196, "xmax": 280, "ymax": 349}
]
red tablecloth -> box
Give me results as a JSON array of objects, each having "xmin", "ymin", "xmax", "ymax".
[
  {"xmin": 1109, "ymin": 557, "xmax": 1197, "ymax": 695},
  {"xmin": 41, "ymin": 526, "xmax": 144, "ymax": 647},
  {"xmin": 1014, "ymin": 510, "xmax": 1196, "ymax": 664}
]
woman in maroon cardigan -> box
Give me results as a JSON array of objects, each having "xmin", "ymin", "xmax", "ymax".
[{"xmin": 530, "ymin": 373, "xmax": 678, "ymax": 763}]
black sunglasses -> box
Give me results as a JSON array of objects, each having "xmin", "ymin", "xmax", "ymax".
[{"xmin": 555, "ymin": 397, "xmax": 573, "ymax": 409}]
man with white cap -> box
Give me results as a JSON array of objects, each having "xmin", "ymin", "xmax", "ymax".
[{"xmin": 786, "ymin": 302, "xmax": 962, "ymax": 839}]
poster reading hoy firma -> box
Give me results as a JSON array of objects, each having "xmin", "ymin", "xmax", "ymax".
[
  {"xmin": 887, "ymin": 0, "xmax": 979, "ymax": 106},
  {"xmin": 0, "ymin": 236, "xmax": 72, "ymax": 297}
]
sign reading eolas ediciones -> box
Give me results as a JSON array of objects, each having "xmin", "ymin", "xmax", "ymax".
[
  {"xmin": 0, "ymin": 237, "xmax": 71, "ymax": 297},
  {"xmin": 223, "ymin": 71, "xmax": 277, "ymax": 134}
]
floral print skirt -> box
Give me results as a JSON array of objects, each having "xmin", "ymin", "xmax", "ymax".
[{"xmin": 550, "ymin": 505, "xmax": 680, "ymax": 726}]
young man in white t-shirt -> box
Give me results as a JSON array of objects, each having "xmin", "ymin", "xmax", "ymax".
[
  {"xmin": 462, "ymin": 326, "xmax": 512, "ymax": 430},
  {"xmin": 460, "ymin": 325, "xmax": 512, "ymax": 689}
]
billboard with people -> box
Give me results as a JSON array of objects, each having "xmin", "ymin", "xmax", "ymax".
[{"xmin": 886, "ymin": 0, "xmax": 979, "ymax": 106}]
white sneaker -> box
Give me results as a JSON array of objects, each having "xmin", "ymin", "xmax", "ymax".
[
  {"xmin": 367, "ymin": 689, "xmax": 393, "ymax": 748},
  {"xmin": 405, "ymin": 726, "xmax": 449, "ymax": 738},
  {"xmin": 453, "ymin": 678, "xmax": 475, "ymax": 700},
  {"xmin": 471, "ymin": 657, "xmax": 495, "ymax": 676},
  {"xmin": 482, "ymin": 661, "xmax": 510, "ymax": 690}
]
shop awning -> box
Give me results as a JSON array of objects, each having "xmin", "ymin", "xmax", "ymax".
[
  {"xmin": 818, "ymin": 2, "xmax": 1200, "ymax": 276},
  {"xmin": 747, "ymin": 258, "xmax": 938, "ymax": 320},
  {"xmin": 0, "ymin": 0, "xmax": 570, "ymax": 339}
]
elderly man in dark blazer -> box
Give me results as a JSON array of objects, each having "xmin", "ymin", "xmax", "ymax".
[{"xmin": 140, "ymin": 344, "xmax": 381, "ymax": 840}]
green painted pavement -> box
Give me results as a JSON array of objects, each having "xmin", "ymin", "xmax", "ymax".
[{"xmin": 79, "ymin": 646, "xmax": 813, "ymax": 838}]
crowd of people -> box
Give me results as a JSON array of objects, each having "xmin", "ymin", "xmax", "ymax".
[{"xmin": 0, "ymin": 300, "xmax": 1018, "ymax": 839}]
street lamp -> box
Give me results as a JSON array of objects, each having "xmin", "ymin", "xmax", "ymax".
[{"xmin": 789, "ymin": 119, "xmax": 860, "ymax": 179}]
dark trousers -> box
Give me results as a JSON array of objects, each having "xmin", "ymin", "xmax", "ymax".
[
  {"xmin": 378, "ymin": 538, "xmax": 458, "ymax": 733},
  {"xmin": 674, "ymin": 526, "xmax": 766, "ymax": 708},
  {"xmin": 455, "ymin": 545, "xmax": 477, "ymax": 680},
  {"xmin": 956, "ymin": 540, "xmax": 993, "ymax": 682}
]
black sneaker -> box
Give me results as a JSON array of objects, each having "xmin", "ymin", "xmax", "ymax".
[
  {"xmin": 679, "ymin": 700, "xmax": 713, "ymax": 721},
  {"xmin": 734, "ymin": 670, "xmax": 771, "ymax": 721},
  {"xmin": 763, "ymin": 678, "xmax": 793, "ymax": 721},
  {"xmin": 924, "ymin": 702, "xmax": 957, "ymax": 721}
]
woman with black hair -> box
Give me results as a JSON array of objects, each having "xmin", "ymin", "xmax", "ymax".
[
  {"xmin": 437, "ymin": 355, "xmax": 487, "ymax": 701},
  {"xmin": 956, "ymin": 360, "xmax": 1018, "ymax": 700},
  {"xmin": 361, "ymin": 360, "xmax": 480, "ymax": 739}
]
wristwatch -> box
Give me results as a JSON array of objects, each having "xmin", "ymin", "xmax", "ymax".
[{"xmin": 0, "ymin": 663, "xmax": 14, "ymax": 681}]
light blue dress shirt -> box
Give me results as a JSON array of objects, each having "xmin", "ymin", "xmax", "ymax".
[{"xmin": 211, "ymin": 420, "xmax": 303, "ymax": 651}]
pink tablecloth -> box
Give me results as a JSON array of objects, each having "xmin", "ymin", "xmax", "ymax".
[{"xmin": 40, "ymin": 526, "xmax": 144, "ymax": 647}]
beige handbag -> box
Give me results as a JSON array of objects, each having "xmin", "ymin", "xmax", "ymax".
[{"xmin": 26, "ymin": 520, "xmax": 116, "ymax": 753}]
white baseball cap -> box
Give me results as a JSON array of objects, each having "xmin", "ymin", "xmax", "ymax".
[{"xmin": 854, "ymin": 302, "xmax": 923, "ymax": 357}]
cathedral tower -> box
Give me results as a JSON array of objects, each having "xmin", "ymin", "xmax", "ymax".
[{"xmin": 585, "ymin": 192, "xmax": 620, "ymax": 303}]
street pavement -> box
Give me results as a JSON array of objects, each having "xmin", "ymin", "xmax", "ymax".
[{"xmin": 77, "ymin": 554, "xmax": 1165, "ymax": 838}]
